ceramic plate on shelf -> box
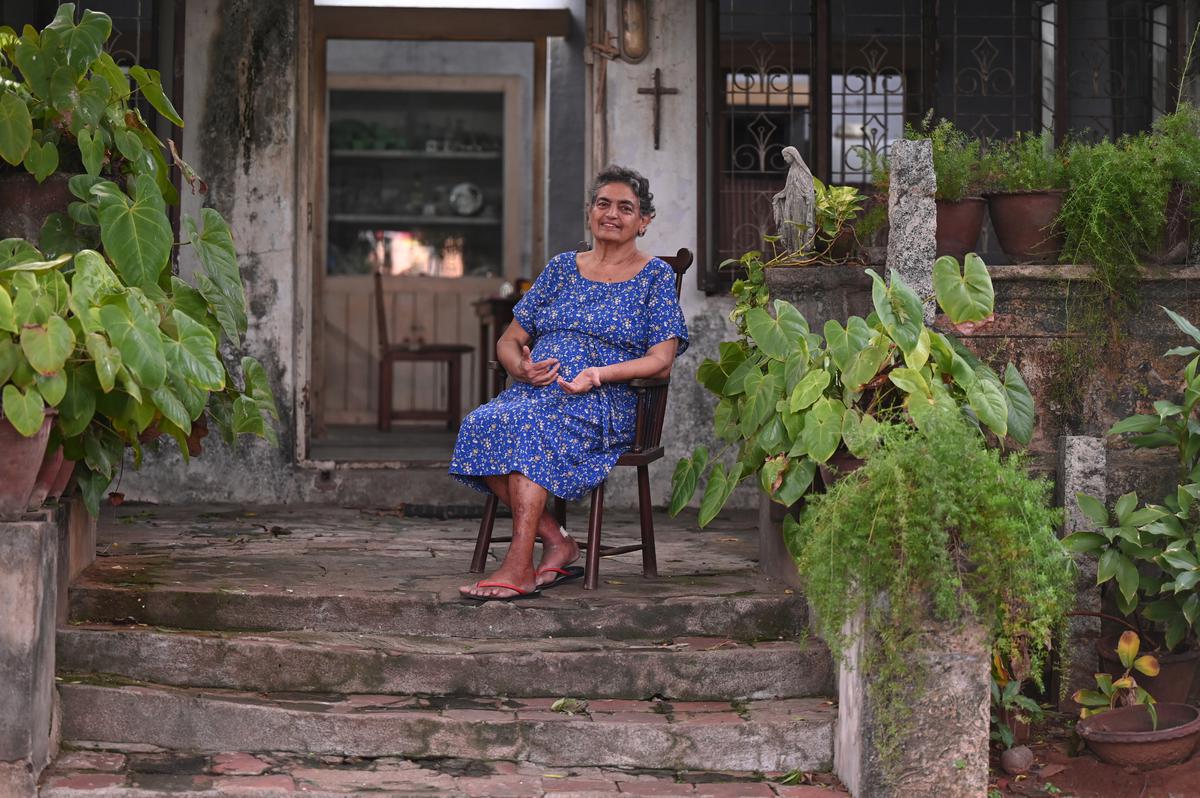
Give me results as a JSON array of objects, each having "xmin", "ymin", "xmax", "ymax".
[{"xmin": 449, "ymin": 183, "xmax": 484, "ymax": 216}]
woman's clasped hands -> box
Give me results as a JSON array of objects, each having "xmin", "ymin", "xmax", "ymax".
[{"xmin": 515, "ymin": 345, "xmax": 559, "ymax": 386}]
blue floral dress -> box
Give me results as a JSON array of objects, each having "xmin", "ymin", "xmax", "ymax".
[{"xmin": 449, "ymin": 251, "xmax": 689, "ymax": 500}]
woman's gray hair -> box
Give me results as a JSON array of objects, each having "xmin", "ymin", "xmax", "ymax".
[{"xmin": 588, "ymin": 165, "xmax": 656, "ymax": 219}]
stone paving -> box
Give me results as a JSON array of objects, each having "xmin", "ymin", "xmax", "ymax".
[{"xmin": 41, "ymin": 749, "xmax": 848, "ymax": 796}]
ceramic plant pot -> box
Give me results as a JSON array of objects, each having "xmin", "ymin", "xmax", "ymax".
[
  {"xmin": 0, "ymin": 410, "xmax": 56, "ymax": 521},
  {"xmin": 985, "ymin": 190, "xmax": 1066, "ymax": 263},
  {"xmin": 935, "ymin": 197, "xmax": 987, "ymax": 260},
  {"xmin": 26, "ymin": 444, "xmax": 64, "ymax": 511},
  {"xmin": 47, "ymin": 457, "xmax": 77, "ymax": 501},
  {"xmin": 1076, "ymin": 703, "xmax": 1200, "ymax": 769},
  {"xmin": 1098, "ymin": 637, "xmax": 1200, "ymax": 705}
]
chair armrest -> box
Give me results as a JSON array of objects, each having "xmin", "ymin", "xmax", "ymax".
[
  {"xmin": 488, "ymin": 360, "xmax": 507, "ymax": 374},
  {"xmin": 629, "ymin": 377, "xmax": 670, "ymax": 389}
]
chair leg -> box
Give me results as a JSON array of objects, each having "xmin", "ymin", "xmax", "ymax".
[
  {"xmin": 554, "ymin": 497, "xmax": 567, "ymax": 530},
  {"xmin": 584, "ymin": 482, "xmax": 604, "ymax": 590},
  {"xmin": 471, "ymin": 492, "xmax": 499, "ymax": 573},
  {"xmin": 378, "ymin": 360, "xmax": 392, "ymax": 432},
  {"xmin": 636, "ymin": 465, "xmax": 658, "ymax": 578},
  {"xmin": 447, "ymin": 355, "xmax": 461, "ymax": 430}
]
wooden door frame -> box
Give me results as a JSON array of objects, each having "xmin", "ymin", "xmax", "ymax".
[{"xmin": 301, "ymin": 5, "xmax": 564, "ymax": 453}]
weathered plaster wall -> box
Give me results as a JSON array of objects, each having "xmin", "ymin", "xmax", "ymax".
[
  {"xmin": 599, "ymin": 0, "xmax": 755, "ymax": 510},
  {"xmin": 122, "ymin": 0, "xmax": 301, "ymax": 504}
]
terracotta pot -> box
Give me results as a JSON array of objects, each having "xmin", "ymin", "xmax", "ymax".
[
  {"xmin": 1076, "ymin": 703, "xmax": 1200, "ymax": 769},
  {"xmin": 1098, "ymin": 637, "xmax": 1200, "ymax": 705},
  {"xmin": 0, "ymin": 172, "xmax": 73, "ymax": 245},
  {"xmin": 998, "ymin": 706, "xmax": 1032, "ymax": 746},
  {"xmin": 935, "ymin": 197, "xmax": 987, "ymax": 260},
  {"xmin": 817, "ymin": 450, "xmax": 864, "ymax": 489},
  {"xmin": 48, "ymin": 457, "xmax": 77, "ymax": 501},
  {"xmin": 0, "ymin": 410, "xmax": 56, "ymax": 521},
  {"xmin": 1143, "ymin": 184, "xmax": 1191, "ymax": 265},
  {"xmin": 27, "ymin": 444, "xmax": 64, "ymax": 510},
  {"xmin": 985, "ymin": 190, "xmax": 1066, "ymax": 263}
]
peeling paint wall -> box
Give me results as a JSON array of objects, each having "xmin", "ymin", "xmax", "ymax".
[{"xmin": 122, "ymin": 0, "xmax": 301, "ymax": 504}]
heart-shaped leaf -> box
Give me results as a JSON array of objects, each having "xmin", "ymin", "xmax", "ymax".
[
  {"xmin": 802, "ymin": 397, "xmax": 845, "ymax": 463},
  {"xmin": 934, "ymin": 253, "xmax": 994, "ymax": 324},
  {"xmin": 35, "ymin": 369, "xmax": 66, "ymax": 406},
  {"xmin": 22, "ymin": 139, "xmax": 58, "ymax": 182},
  {"xmin": 98, "ymin": 174, "xmax": 172, "ymax": 289},
  {"xmin": 75, "ymin": 74, "xmax": 110, "ymax": 125},
  {"xmin": 85, "ymin": 332, "xmax": 121, "ymax": 392},
  {"xmin": 152, "ymin": 383, "xmax": 192, "ymax": 435},
  {"xmin": 745, "ymin": 307, "xmax": 791, "ymax": 361},
  {"xmin": 0, "ymin": 239, "xmax": 40, "ymax": 269},
  {"xmin": 77, "ymin": 127, "xmax": 105, "ymax": 176},
  {"xmin": 0, "ymin": 286, "xmax": 14, "ymax": 333},
  {"xmin": 889, "ymin": 366, "xmax": 931, "ymax": 398},
  {"xmin": 868, "ymin": 269, "xmax": 925, "ymax": 355},
  {"xmin": 129, "ymin": 65, "xmax": 184, "ymax": 127},
  {"xmin": 43, "ymin": 6, "xmax": 111, "ymax": 73},
  {"xmin": 775, "ymin": 458, "xmax": 816, "ymax": 506},
  {"xmin": 789, "ymin": 369, "xmax": 830, "ymax": 412},
  {"xmin": 12, "ymin": 37, "xmax": 50, "ymax": 99},
  {"xmin": 0, "ymin": 92, "xmax": 32, "ymax": 166},
  {"xmin": 92, "ymin": 52, "xmax": 130, "ymax": 98},
  {"xmin": 967, "ymin": 377, "xmax": 1008, "ymax": 438},
  {"xmin": 2, "ymin": 383, "xmax": 44, "ymax": 437},
  {"xmin": 98, "ymin": 295, "xmax": 166, "ymax": 390},
  {"xmin": 0, "ymin": 337, "xmax": 19, "ymax": 383},
  {"xmin": 48, "ymin": 65, "xmax": 79, "ymax": 115},
  {"xmin": 843, "ymin": 338, "xmax": 891, "ymax": 392},
  {"xmin": 20, "ymin": 315, "xmax": 74, "ymax": 375},
  {"xmin": 58, "ymin": 366, "xmax": 97, "ymax": 437},
  {"xmin": 166, "ymin": 310, "xmax": 225, "ymax": 391},
  {"xmin": 187, "ymin": 210, "xmax": 247, "ymax": 343},
  {"xmin": 1003, "ymin": 363, "xmax": 1034, "ymax": 445}
]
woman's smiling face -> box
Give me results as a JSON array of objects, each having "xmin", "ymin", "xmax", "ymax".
[{"xmin": 589, "ymin": 182, "xmax": 650, "ymax": 245}]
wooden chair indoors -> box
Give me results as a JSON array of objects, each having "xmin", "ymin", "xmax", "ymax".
[
  {"xmin": 469, "ymin": 248, "xmax": 695, "ymax": 589},
  {"xmin": 374, "ymin": 268, "xmax": 473, "ymax": 431}
]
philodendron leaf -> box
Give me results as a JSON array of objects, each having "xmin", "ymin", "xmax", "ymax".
[
  {"xmin": 152, "ymin": 383, "xmax": 191, "ymax": 435},
  {"xmin": 789, "ymin": 369, "xmax": 830, "ymax": 412},
  {"xmin": 43, "ymin": 6, "xmax": 111, "ymax": 73},
  {"xmin": 129, "ymin": 65, "xmax": 185, "ymax": 127},
  {"xmin": 775, "ymin": 458, "xmax": 816, "ymax": 507},
  {"xmin": 0, "ymin": 92, "xmax": 32, "ymax": 166},
  {"xmin": 1076, "ymin": 493, "xmax": 1110, "ymax": 527},
  {"xmin": 1003, "ymin": 363, "xmax": 1034, "ymax": 446},
  {"xmin": 842, "ymin": 338, "xmax": 891, "ymax": 393},
  {"xmin": 93, "ymin": 52, "xmax": 130, "ymax": 98},
  {"xmin": 76, "ymin": 74, "xmax": 110, "ymax": 126},
  {"xmin": 98, "ymin": 174, "xmax": 172, "ymax": 289},
  {"xmin": 98, "ymin": 296, "xmax": 166, "ymax": 390},
  {"xmin": 967, "ymin": 377, "xmax": 1007, "ymax": 438},
  {"xmin": 0, "ymin": 252, "xmax": 71, "ymax": 274},
  {"xmin": 22, "ymin": 139, "xmax": 57, "ymax": 182},
  {"xmin": 802, "ymin": 397, "xmax": 844, "ymax": 463},
  {"xmin": 842, "ymin": 410, "xmax": 880, "ymax": 459},
  {"xmin": 889, "ymin": 366, "xmax": 931, "ymax": 398},
  {"xmin": 77, "ymin": 127, "xmax": 105, "ymax": 176},
  {"xmin": 745, "ymin": 307, "xmax": 791, "ymax": 361},
  {"xmin": 0, "ymin": 337, "xmax": 18, "ymax": 384},
  {"xmin": 35, "ymin": 370, "xmax": 66, "ymax": 406},
  {"xmin": 58, "ymin": 367, "xmax": 97, "ymax": 437},
  {"xmin": 1, "ymin": 383, "xmax": 44, "ymax": 437},
  {"xmin": 187, "ymin": 209, "xmax": 247, "ymax": 343},
  {"xmin": 166, "ymin": 310, "xmax": 225, "ymax": 391},
  {"xmin": 669, "ymin": 453, "xmax": 699, "ymax": 516},
  {"xmin": 933, "ymin": 253, "xmax": 994, "ymax": 323},
  {"xmin": 0, "ymin": 239, "xmax": 40, "ymax": 269},
  {"xmin": 85, "ymin": 332, "xmax": 121, "ymax": 392},
  {"xmin": 867, "ymin": 269, "xmax": 924, "ymax": 355},
  {"xmin": 20, "ymin": 315, "xmax": 74, "ymax": 375},
  {"xmin": 0, "ymin": 286, "xmax": 13, "ymax": 333}
]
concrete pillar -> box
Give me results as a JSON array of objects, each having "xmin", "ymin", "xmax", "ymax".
[
  {"xmin": 1056, "ymin": 435, "xmax": 1106, "ymax": 710},
  {"xmin": 885, "ymin": 139, "xmax": 937, "ymax": 322},
  {"xmin": 0, "ymin": 509, "xmax": 63, "ymax": 796}
]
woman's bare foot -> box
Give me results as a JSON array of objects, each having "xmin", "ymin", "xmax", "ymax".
[
  {"xmin": 460, "ymin": 562, "xmax": 539, "ymax": 599},
  {"xmin": 534, "ymin": 526, "xmax": 580, "ymax": 587}
]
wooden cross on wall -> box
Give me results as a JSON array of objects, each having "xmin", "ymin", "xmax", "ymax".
[{"xmin": 637, "ymin": 68, "xmax": 678, "ymax": 150}]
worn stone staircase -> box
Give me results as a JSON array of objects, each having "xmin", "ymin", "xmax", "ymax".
[{"xmin": 40, "ymin": 505, "xmax": 841, "ymax": 796}]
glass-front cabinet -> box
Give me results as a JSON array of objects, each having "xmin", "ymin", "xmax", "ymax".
[{"xmin": 318, "ymin": 74, "xmax": 523, "ymax": 428}]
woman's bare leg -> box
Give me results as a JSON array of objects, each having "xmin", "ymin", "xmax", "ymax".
[
  {"xmin": 462, "ymin": 472, "xmax": 551, "ymax": 598},
  {"xmin": 478, "ymin": 474, "xmax": 579, "ymax": 587}
]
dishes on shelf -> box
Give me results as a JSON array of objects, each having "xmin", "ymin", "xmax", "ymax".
[{"xmin": 449, "ymin": 183, "xmax": 484, "ymax": 217}]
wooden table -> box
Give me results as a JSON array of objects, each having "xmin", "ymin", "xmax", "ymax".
[{"xmin": 473, "ymin": 296, "xmax": 517, "ymax": 404}]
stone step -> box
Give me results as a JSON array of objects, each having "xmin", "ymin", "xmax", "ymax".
[
  {"xmin": 40, "ymin": 748, "xmax": 847, "ymax": 797},
  {"xmin": 58, "ymin": 682, "xmax": 837, "ymax": 774},
  {"xmin": 67, "ymin": 581, "xmax": 808, "ymax": 641},
  {"xmin": 58, "ymin": 624, "xmax": 832, "ymax": 701}
]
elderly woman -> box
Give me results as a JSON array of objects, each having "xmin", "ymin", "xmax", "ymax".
[{"xmin": 450, "ymin": 166, "xmax": 689, "ymax": 601}]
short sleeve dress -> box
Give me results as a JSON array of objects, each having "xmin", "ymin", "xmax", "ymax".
[{"xmin": 449, "ymin": 251, "xmax": 689, "ymax": 501}]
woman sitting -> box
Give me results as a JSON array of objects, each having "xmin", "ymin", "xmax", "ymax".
[{"xmin": 450, "ymin": 166, "xmax": 689, "ymax": 601}]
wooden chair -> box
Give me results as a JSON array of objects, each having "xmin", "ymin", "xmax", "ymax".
[
  {"xmin": 374, "ymin": 268, "xmax": 473, "ymax": 431},
  {"xmin": 469, "ymin": 248, "xmax": 694, "ymax": 589}
]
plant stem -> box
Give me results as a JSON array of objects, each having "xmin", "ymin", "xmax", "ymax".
[{"xmin": 1066, "ymin": 610, "xmax": 1137, "ymax": 632}]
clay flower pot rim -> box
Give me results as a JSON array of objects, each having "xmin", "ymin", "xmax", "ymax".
[
  {"xmin": 1096, "ymin": 636, "xmax": 1200, "ymax": 663},
  {"xmin": 982, "ymin": 188, "xmax": 1067, "ymax": 198},
  {"xmin": 937, "ymin": 195, "xmax": 987, "ymax": 204},
  {"xmin": 1076, "ymin": 703, "xmax": 1200, "ymax": 745}
]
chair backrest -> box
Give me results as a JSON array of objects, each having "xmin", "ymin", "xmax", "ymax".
[
  {"xmin": 657, "ymin": 248, "xmax": 693, "ymax": 298},
  {"xmin": 372, "ymin": 268, "xmax": 390, "ymax": 352}
]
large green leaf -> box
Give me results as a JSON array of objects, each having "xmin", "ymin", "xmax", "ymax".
[
  {"xmin": 187, "ymin": 210, "xmax": 247, "ymax": 343},
  {"xmin": 842, "ymin": 409, "xmax": 880, "ymax": 458},
  {"xmin": 83, "ymin": 425, "xmax": 123, "ymax": 479},
  {"xmin": 1163, "ymin": 306, "xmax": 1200, "ymax": 347},
  {"xmin": 129, "ymin": 65, "xmax": 184, "ymax": 127},
  {"xmin": 0, "ymin": 239, "xmax": 40, "ymax": 269},
  {"xmin": 12, "ymin": 38, "xmax": 50, "ymax": 99},
  {"xmin": 1003, "ymin": 363, "xmax": 1035, "ymax": 445},
  {"xmin": 669, "ymin": 447, "xmax": 706, "ymax": 515},
  {"xmin": 75, "ymin": 74, "xmax": 110, "ymax": 126},
  {"xmin": 789, "ymin": 369, "xmax": 830, "ymax": 412},
  {"xmin": 98, "ymin": 174, "xmax": 172, "ymax": 289},
  {"xmin": 98, "ymin": 296, "xmax": 166, "ymax": 390},
  {"xmin": 1076, "ymin": 493, "xmax": 1110, "ymax": 526},
  {"xmin": 77, "ymin": 127, "xmax": 105, "ymax": 176},
  {"xmin": 933, "ymin": 253, "xmax": 994, "ymax": 323},
  {"xmin": 19, "ymin": 315, "xmax": 74, "ymax": 375},
  {"xmin": 75, "ymin": 465, "xmax": 111, "ymax": 518},
  {"xmin": 842, "ymin": 338, "xmax": 891, "ymax": 392},
  {"xmin": 48, "ymin": 65, "xmax": 78, "ymax": 115},
  {"xmin": 0, "ymin": 337, "xmax": 19, "ymax": 384},
  {"xmin": 825, "ymin": 317, "xmax": 874, "ymax": 372},
  {"xmin": 967, "ymin": 377, "xmax": 1008, "ymax": 438},
  {"xmin": 697, "ymin": 463, "xmax": 743, "ymax": 527},
  {"xmin": 889, "ymin": 366, "xmax": 931, "ymax": 398},
  {"xmin": 35, "ymin": 370, "xmax": 66, "ymax": 406},
  {"xmin": 85, "ymin": 332, "xmax": 121, "ymax": 392},
  {"xmin": 0, "ymin": 252, "xmax": 71, "ymax": 274},
  {"xmin": 745, "ymin": 307, "xmax": 791, "ymax": 361},
  {"xmin": 868, "ymin": 269, "xmax": 925, "ymax": 355},
  {"xmin": 69, "ymin": 250, "xmax": 121, "ymax": 315},
  {"xmin": 2, "ymin": 383, "xmax": 44, "ymax": 436},
  {"xmin": 165, "ymin": 310, "xmax": 224, "ymax": 391},
  {"xmin": 775, "ymin": 458, "xmax": 816, "ymax": 506},
  {"xmin": 0, "ymin": 92, "xmax": 32, "ymax": 166},
  {"xmin": 58, "ymin": 366, "xmax": 97, "ymax": 437},
  {"xmin": 92, "ymin": 52, "xmax": 129, "ymax": 98},
  {"xmin": 801, "ymin": 397, "xmax": 844, "ymax": 463},
  {"xmin": 42, "ymin": 5, "xmax": 111, "ymax": 73},
  {"xmin": 151, "ymin": 383, "xmax": 191, "ymax": 435},
  {"xmin": 0, "ymin": 286, "xmax": 13, "ymax": 333},
  {"xmin": 22, "ymin": 139, "xmax": 57, "ymax": 182}
]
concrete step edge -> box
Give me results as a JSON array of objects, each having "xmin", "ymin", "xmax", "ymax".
[
  {"xmin": 59, "ymin": 682, "xmax": 837, "ymax": 773},
  {"xmin": 57, "ymin": 625, "xmax": 833, "ymax": 700}
]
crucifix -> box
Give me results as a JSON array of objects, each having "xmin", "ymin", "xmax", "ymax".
[{"xmin": 637, "ymin": 68, "xmax": 679, "ymax": 150}]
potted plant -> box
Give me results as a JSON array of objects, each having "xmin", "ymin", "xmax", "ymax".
[
  {"xmin": 981, "ymin": 131, "xmax": 1068, "ymax": 263},
  {"xmin": 670, "ymin": 251, "xmax": 1035, "ymax": 524},
  {"xmin": 0, "ymin": 5, "xmax": 278, "ymax": 517},
  {"xmin": 907, "ymin": 115, "xmax": 986, "ymax": 260},
  {"xmin": 791, "ymin": 408, "xmax": 1075, "ymax": 781},
  {"xmin": 1064, "ymin": 306, "xmax": 1200, "ymax": 703},
  {"xmin": 812, "ymin": 179, "xmax": 865, "ymax": 263},
  {"xmin": 1074, "ymin": 631, "xmax": 1200, "ymax": 769}
]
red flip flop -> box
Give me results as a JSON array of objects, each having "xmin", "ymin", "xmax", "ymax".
[
  {"xmin": 537, "ymin": 565, "xmax": 585, "ymax": 589},
  {"xmin": 461, "ymin": 580, "xmax": 542, "ymax": 603}
]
